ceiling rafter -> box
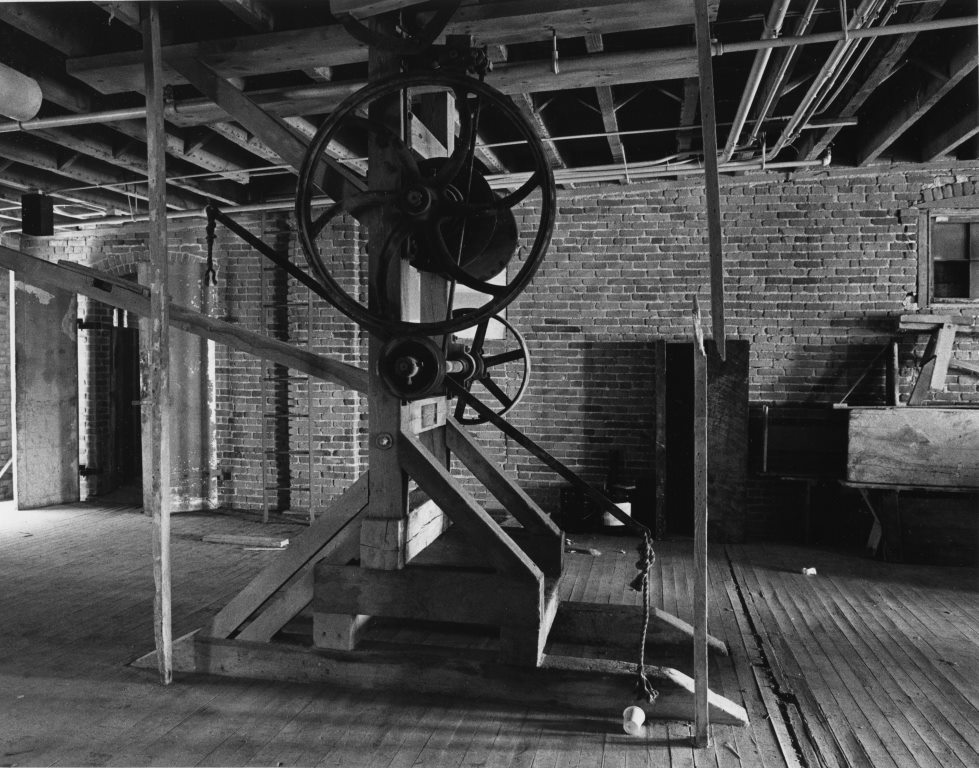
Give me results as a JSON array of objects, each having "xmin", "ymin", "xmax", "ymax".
[
  {"xmin": 514, "ymin": 94, "xmax": 567, "ymax": 172},
  {"xmin": 584, "ymin": 33, "xmax": 626, "ymax": 166},
  {"xmin": 921, "ymin": 100, "xmax": 979, "ymax": 161},
  {"xmin": 64, "ymin": 2, "xmax": 696, "ymax": 95},
  {"xmin": 0, "ymin": 4, "xmax": 255, "ymax": 199},
  {"xmin": 219, "ymin": 0, "xmax": 276, "ymax": 32},
  {"xmin": 0, "ymin": 160, "xmax": 133, "ymax": 217},
  {"xmin": 676, "ymin": 78, "xmax": 699, "ymax": 154},
  {"xmin": 856, "ymin": 35, "xmax": 978, "ymax": 165},
  {"xmin": 799, "ymin": 0, "xmax": 947, "ymax": 161},
  {"xmin": 0, "ymin": 134, "xmax": 180, "ymax": 210}
]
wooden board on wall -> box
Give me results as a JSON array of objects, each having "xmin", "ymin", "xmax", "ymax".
[
  {"xmin": 846, "ymin": 407, "xmax": 979, "ymax": 488},
  {"xmin": 664, "ymin": 340, "xmax": 749, "ymax": 542}
]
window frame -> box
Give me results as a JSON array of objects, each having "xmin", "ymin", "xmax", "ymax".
[{"xmin": 918, "ymin": 208, "xmax": 979, "ymax": 309}]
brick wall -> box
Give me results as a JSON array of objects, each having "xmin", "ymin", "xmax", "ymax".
[{"xmin": 2, "ymin": 162, "xmax": 977, "ymax": 536}]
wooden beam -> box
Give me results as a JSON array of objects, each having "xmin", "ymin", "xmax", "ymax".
[
  {"xmin": 236, "ymin": 506, "xmax": 363, "ymax": 642},
  {"xmin": 135, "ymin": 634, "xmax": 749, "ymax": 725},
  {"xmin": 67, "ymin": 34, "xmax": 695, "ymax": 100},
  {"xmin": 163, "ymin": 56, "xmax": 308, "ymax": 172},
  {"xmin": 691, "ymin": 302, "xmax": 709, "ymax": 747},
  {"xmin": 857, "ymin": 36, "xmax": 978, "ymax": 165},
  {"xmin": 549, "ymin": 602, "xmax": 728, "ymax": 658},
  {"xmin": 921, "ymin": 101, "xmax": 979, "ymax": 161},
  {"xmin": 514, "ymin": 94, "xmax": 566, "ymax": 171},
  {"xmin": 0, "ymin": 247, "xmax": 370, "ymax": 392},
  {"xmin": 30, "ymin": 128, "xmax": 228, "ymax": 207},
  {"xmin": 313, "ymin": 563, "xmax": 539, "ymax": 626},
  {"xmin": 219, "ymin": 0, "xmax": 276, "ymax": 31},
  {"xmin": 208, "ymin": 472, "xmax": 369, "ymax": 638},
  {"xmin": 141, "ymin": 0, "xmax": 172, "ymax": 687},
  {"xmin": 98, "ymin": 2, "xmax": 141, "ymax": 30},
  {"xmin": 0, "ymin": 163, "xmax": 126, "ymax": 217},
  {"xmin": 0, "ymin": 136, "xmax": 180, "ymax": 210},
  {"xmin": 930, "ymin": 322, "xmax": 958, "ymax": 391},
  {"xmin": 584, "ymin": 34, "xmax": 626, "ymax": 166},
  {"xmin": 800, "ymin": 0, "xmax": 945, "ymax": 161},
  {"xmin": 693, "ymin": 0, "xmax": 726, "ymax": 359},
  {"xmin": 3, "ymin": 5, "xmax": 256, "ymax": 190},
  {"xmin": 399, "ymin": 429, "xmax": 543, "ymax": 581},
  {"xmin": 361, "ymin": 28, "xmax": 409, "ymax": 572},
  {"xmin": 677, "ymin": 78, "xmax": 699, "ymax": 154}
]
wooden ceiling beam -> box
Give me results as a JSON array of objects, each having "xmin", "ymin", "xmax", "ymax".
[
  {"xmin": 0, "ymin": 135, "xmax": 183, "ymax": 209},
  {"xmin": 514, "ymin": 94, "xmax": 566, "ymax": 171},
  {"xmin": 219, "ymin": 0, "xmax": 276, "ymax": 32},
  {"xmin": 676, "ymin": 77, "xmax": 699, "ymax": 154},
  {"xmin": 66, "ymin": 1, "xmax": 694, "ymax": 95},
  {"xmin": 0, "ymin": 162, "xmax": 132, "ymax": 217},
  {"xmin": 0, "ymin": 3, "xmax": 92, "ymax": 57},
  {"xmin": 155, "ymin": 48, "xmax": 696, "ymax": 128},
  {"xmin": 584, "ymin": 33, "xmax": 625, "ymax": 166},
  {"xmin": 921, "ymin": 100, "xmax": 979, "ymax": 161},
  {"xmin": 856, "ymin": 36, "xmax": 978, "ymax": 165},
  {"xmin": 799, "ymin": 0, "xmax": 946, "ymax": 161},
  {"xmin": 27, "ymin": 126, "xmax": 236, "ymax": 207}
]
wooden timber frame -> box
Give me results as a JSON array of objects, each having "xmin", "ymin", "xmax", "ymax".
[{"xmin": 6, "ymin": 6, "xmax": 747, "ymax": 731}]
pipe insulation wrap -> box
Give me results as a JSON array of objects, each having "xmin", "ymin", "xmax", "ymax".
[{"xmin": 0, "ymin": 62, "xmax": 42, "ymax": 122}]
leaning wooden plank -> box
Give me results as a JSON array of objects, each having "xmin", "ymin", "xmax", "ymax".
[
  {"xmin": 399, "ymin": 429, "xmax": 542, "ymax": 582},
  {"xmin": 549, "ymin": 602, "xmax": 728, "ymax": 657},
  {"xmin": 155, "ymin": 634, "xmax": 748, "ymax": 725},
  {"xmin": 929, "ymin": 323, "xmax": 957, "ymax": 391},
  {"xmin": 202, "ymin": 534, "xmax": 289, "ymax": 548},
  {"xmin": 206, "ymin": 472, "xmax": 369, "ymax": 638},
  {"xmin": 0, "ymin": 245, "xmax": 368, "ymax": 393},
  {"xmin": 236, "ymin": 508, "xmax": 363, "ymax": 642}
]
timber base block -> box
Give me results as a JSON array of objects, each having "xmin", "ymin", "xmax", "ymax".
[{"xmin": 133, "ymin": 630, "xmax": 748, "ymax": 726}]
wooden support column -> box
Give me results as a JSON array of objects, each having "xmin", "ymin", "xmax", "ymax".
[
  {"xmin": 141, "ymin": 1, "xmax": 172, "ymax": 686},
  {"xmin": 692, "ymin": 300, "xmax": 709, "ymax": 747},
  {"xmin": 361, "ymin": 17, "xmax": 409, "ymax": 573},
  {"xmin": 693, "ymin": 0, "xmax": 726, "ymax": 360}
]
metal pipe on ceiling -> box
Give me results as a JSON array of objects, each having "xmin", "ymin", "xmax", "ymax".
[
  {"xmin": 0, "ymin": 62, "xmax": 43, "ymax": 122},
  {"xmin": 0, "ymin": 15, "xmax": 973, "ymax": 138},
  {"xmin": 763, "ymin": 0, "xmax": 888, "ymax": 160},
  {"xmin": 748, "ymin": 0, "xmax": 821, "ymax": 145},
  {"xmin": 721, "ymin": 0, "xmax": 793, "ymax": 163}
]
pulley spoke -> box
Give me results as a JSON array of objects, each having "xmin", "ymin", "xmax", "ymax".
[
  {"xmin": 496, "ymin": 171, "xmax": 542, "ymax": 209},
  {"xmin": 480, "ymin": 375, "xmax": 513, "ymax": 408},
  {"xmin": 470, "ymin": 318, "xmax": 489, "ymax": 354},
  {"xmin": 483, "ymin": 349, "xmax": 524, "ymax": 368},
  {"xmin": 453, "ymin": 394, "xmax": 468, "ymax": 422}
]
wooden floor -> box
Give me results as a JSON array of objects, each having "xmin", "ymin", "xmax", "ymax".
[{"xmin": 0, "ymin": 502, "xmax": 975, "ymax": 768}]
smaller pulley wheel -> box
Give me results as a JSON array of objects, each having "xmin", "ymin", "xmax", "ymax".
[
  {"xmin": 296, "ymin": 71, "xmax": 556, "ymax": 339},
  {"xmin": 448, "ymin": 313, "xmax": 530, "ymax": 425},
  {"xmin": 379, "ymin": 336, "xmax": 447, "ymax": 401}
]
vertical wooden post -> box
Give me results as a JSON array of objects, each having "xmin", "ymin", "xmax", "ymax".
[
  {"xmin": 693, "ymin": 0, "xmax": 726, "ymax": 360},
  {"xmin": 361, "ymin": 16, "xmax": 409, "ymax": 571},
  {"xmin": 692, "ymin": 300, "xmax": 709, "ymax": 747},
  {"xmin": 141, "ymin": 1, "xmax": 172, "ymax": 685}
]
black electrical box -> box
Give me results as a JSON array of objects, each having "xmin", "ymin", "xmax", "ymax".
[{"xmin": 22, "ymin": 193, "xmax": 54, "ymax": 236}]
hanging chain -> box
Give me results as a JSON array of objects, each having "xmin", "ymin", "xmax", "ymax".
[
  {"xmin": 204, "ymin": 204, "xmax": 218, "ymax": 286},
  {"xmin": 631, "ymin": 531, "xmax": 659, "ymax": 703}
]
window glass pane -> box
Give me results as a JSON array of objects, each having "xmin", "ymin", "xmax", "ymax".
[
  {"xmin": 932, "ymin": 222, "xmax": 968, "ymax": 261},
  {"xmin": 934, "ymin": 261, "xmax": 969, "ymax": 298}
]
